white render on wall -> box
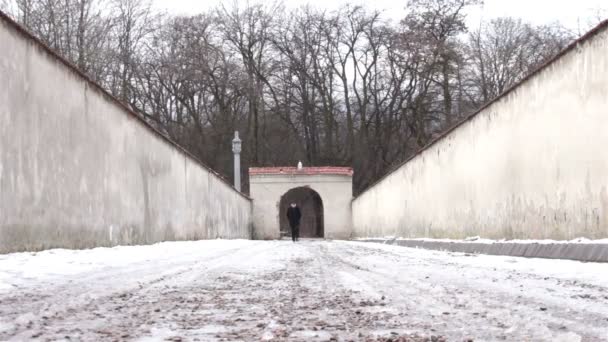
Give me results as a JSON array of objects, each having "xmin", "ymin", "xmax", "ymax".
[
  {"xmin": 250, "ymin": 173, "xmax": 353, "ymax": 240},
  {"xmin": 352, "ymin": 24, "xmax": 608, "ymax": 240},
  {"xmin": 0, "ymin": 14, "xmax": 252, "ymax": 253}
]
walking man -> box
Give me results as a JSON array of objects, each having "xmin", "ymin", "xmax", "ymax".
[{"xmin": 286, "ymin": 203, "xmax": 302, "ymax": 242}]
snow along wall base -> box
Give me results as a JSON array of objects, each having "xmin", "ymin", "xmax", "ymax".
[
  {"xmin": 0, "ymin": 12, "xmax": 252, "ymax": 253},
  {"xmin": 359, "ymin": 239, "xmax": 608, "ymax": 263}
]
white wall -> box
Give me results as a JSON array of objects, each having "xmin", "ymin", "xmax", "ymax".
[
  {"xmin": 250, "ymin": 174, "xmax": 352, "ymax": 240},
  {"xmin": 353, "ymin": 25, "xmax": 608, "ymax": 240},
  {"xmin": 0, "ymin": 14, "xmax": 252, "ymax": 253}
]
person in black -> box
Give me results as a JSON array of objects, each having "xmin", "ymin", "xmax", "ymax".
[{"xmin": 286, "ymin": 203, "xmax": 302, "ymax": 242}]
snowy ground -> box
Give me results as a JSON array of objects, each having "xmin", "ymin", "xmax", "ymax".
[
  {"xmin": 358, "ymin": 236, "xmax": 608, "ymax": 244},
  {"xmin": 1, "ymin": 240, "xmax": 607, "ymax": 341}
]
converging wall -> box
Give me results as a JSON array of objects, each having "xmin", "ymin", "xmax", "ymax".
[
  {"xmin": 353, "ymin": 22, "xmax": 608, "ymax": 240},
  {"xmin": 0, "ymin": 13, "xmax": 252, "ymax": 253}
]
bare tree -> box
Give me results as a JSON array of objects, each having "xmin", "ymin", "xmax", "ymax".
[
  {"xmin": 403, "ymin": 0, "xmax": 481, "ymax": 128},
  {"xmin": 217, "ymin": 2, "xmax": 277, "ymax": 165},
  {"xmin": 108, "ymin": 0, "xmax": 158, "ymax": 102},
  {"xmin": 465, "ymin": 18, "xmax": 572, "ymax": 106},
  {"xmin": 3, "ymin": 1, "xmax": 588, "ymax": 195}
]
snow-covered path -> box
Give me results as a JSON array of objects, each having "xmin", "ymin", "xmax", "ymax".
[{"xmin": 1, "ymin": 240, "xmax": 607, "ymax": 341}]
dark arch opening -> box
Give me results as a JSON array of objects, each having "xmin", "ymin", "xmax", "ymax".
[{"xmin": 279, "ymin": 187, "xmax": 324, "ymax": 238}]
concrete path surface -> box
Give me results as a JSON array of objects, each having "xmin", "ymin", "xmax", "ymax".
[{"xmin": 1, "ymin": 240, "xmax": 607, "ymax": 341}]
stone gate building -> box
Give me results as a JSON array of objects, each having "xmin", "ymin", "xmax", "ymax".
[{"xmin": 249, "ymin": 166, "xmax": 353, "ymax": 240}]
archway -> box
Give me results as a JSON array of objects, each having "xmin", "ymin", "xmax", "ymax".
[{"xmin": 279, "ymin": 187, "xmax": 324, "ymax": 238}]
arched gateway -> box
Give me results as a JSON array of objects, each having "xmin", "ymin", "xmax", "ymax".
[
  {"xmin": 280, "ymin": 187, "xmax": 324, "ymax": 238},
  {"xmin": 249, "ymin": 166, "xmax": 353, "ymax": 240}
]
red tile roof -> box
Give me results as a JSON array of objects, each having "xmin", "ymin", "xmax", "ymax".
[{"xmin": 249, "ymin": 166, "xmax": 353, "ymax": 176}]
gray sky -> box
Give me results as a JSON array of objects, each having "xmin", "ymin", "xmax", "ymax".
[{"xmin": 152, "ymin": 0, "xmax": 607, "ymax": 33}]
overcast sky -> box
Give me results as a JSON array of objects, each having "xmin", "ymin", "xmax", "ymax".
[{"xmin": 152, "ymin": 0, "xmax": 607, "ymax": 33}]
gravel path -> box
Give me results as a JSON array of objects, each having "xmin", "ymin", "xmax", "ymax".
[{"xmin": 0, "ymin": 239, "xmax": 607, "ymax": 341}]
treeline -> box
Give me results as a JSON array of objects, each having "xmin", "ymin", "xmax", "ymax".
[{"xmin": 1, "ymin": 0, "xmax": 581, "ymax": 194}]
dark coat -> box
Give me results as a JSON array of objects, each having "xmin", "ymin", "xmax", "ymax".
[{"xmin": 286, "ymin": 206, "xmax": 302, "ymax": 226}]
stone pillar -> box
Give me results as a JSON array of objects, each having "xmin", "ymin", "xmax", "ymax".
[{"xmin": 232, "ymin": 131, "xmax": 242, "ymax": 192}]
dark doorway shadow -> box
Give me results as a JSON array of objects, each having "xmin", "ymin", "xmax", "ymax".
[{"xmin": 279, "ymin": 187, "xmax": 324, "ymax": 238}]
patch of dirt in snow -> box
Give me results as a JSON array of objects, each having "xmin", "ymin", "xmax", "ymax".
[
  {"xmin": 0, "ymin": 241, "xmax": 444, "ymax": 341},
  {"xmin": 128, "ymin": 257, "xmax": 438, "ymax": 341},
  {"xmin": 1, "ymin": 240, "xmax": 607, "ymax": 341}
]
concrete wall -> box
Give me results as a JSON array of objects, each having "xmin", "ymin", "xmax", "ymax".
[
  {"xmin": 250, "ymin": 174, "xmax": 352, "ymax": 240},
  {"xmin": 0, "ymin": 14, "xmax": 252, "ymax": 253},
  {"xmin": 360, "ymin": 239, "xmax": 608, "ymax": 263},
  {"xmin": 353, "ymin": 24, "xmax": 608, "ymax": 241}
]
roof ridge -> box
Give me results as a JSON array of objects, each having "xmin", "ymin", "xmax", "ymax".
[{"xmin": 249, "ymin": 166, "xmax": 353, "ymax": 176}]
